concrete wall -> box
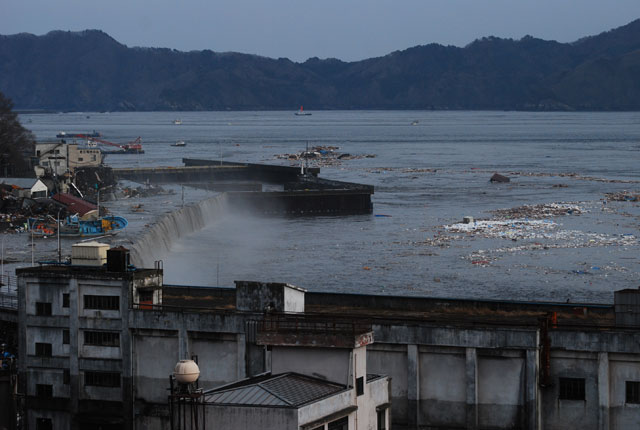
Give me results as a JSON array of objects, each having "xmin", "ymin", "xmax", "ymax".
[
  {"xmin": 236, "ymin": 281, "xmax": 305, "ymax": 313},
  {"xmin": 272, "ymin": 346, "xmax": 351, "ymax": 385},
  {"xmin": 609, "ymin": 354, "xmax": 640, "ymax": 430},
  {"xmin": 298, "ymin": 389, "xmax": 354, "ymax": 428},
  {"xmin": 418, "ymin": 349, "xmax": 467, "ymax": 428},
  {"xmin": 133, "ymin": 331, "xmax": 179, "ymax": 403},
  {"xmin": 478, "ymin": 354, "xmax": 524, "ymax": 428},
  {"xmin": 201, "ymin": 405, "xmax": 297, "ymax": 430},
  {"xmin": 189, "ymin": 334, "xmax": 239, "ymax": 388},
  {"xmin": 542, "ymin": 352, "xmax": 599, "ymax": 430}
]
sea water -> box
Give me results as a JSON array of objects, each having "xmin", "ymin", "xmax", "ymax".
[{"xmin": 20, "ymin": 110, "xmax": 640, "ymax": 302}]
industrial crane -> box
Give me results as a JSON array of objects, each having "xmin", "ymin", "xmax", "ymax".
[{"xmin": 86, "ymin": 136, "xmax": 144, "ymax": 154}]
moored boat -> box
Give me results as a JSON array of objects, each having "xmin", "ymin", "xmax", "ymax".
[
  {"xmin": 294, "ymin": 106, "xmax": 311, "ymax": 116},
  {"xmin": 29, "ymin": 215, "xmax": 128, "ymax": 238}
]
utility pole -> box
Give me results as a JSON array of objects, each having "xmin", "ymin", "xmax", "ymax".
[{"xmin": 57, "ymin": 208, "xmax": 62, "ymax": 262}]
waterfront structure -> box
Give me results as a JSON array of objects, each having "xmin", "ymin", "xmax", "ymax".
[
  {"xmin": 14, "ymin": 244, "xmax": 640, "ymax": 429},
  {"xmin": 34, "ymin": 142, "xmax": 102, "ymax": 179}
]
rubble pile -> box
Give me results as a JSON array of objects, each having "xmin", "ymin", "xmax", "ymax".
[
  {"xmin": 0, "ymin": 197, "xmax": 68, "ymax": 233},
  {"xmin": 119, "ymin": 184, "xmax": 173, "ymax": 198},
  {"xmin": 275, "ymin": 145, "xmax": 376, "ymax": 167}
]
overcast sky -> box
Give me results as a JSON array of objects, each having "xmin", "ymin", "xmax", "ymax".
[{"xmin": 3, "ymin": 1, "xmax": 640, "ymax": 62}]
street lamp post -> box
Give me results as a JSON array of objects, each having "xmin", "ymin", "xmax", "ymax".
[
  {"xmin": 1, "ymin": 235, "xmax": 4, "ymax": 285},
  {"xmin": 57, "ymin": 208, "xmax": 62, "ymax": 263}
]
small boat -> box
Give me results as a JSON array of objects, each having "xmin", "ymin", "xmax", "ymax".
[
  {"xmin": 171, "ymin": 140, "xmax": 186, "ymax": 147},
  {"xmin": 294, "ymin": 106, "xmax": 311, "ymax": 116},
  {"xmin": 173, "ymin": 119, "xmax": 183, "ymax": 125},
  {"xmin": 29, "ymin": 215, "xmax": 128, "ymax": 238}
]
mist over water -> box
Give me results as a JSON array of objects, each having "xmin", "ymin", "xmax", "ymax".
[{"xmin": 22, "ymin": 110, "xmax": 640, "ymax": 303}]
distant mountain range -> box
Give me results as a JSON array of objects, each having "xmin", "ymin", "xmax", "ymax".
[{"xmin": 2, "ymin": 20, "xmax": 640, "ymax": 111}]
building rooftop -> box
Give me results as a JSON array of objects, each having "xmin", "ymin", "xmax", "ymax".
[{"xmin": 203, "ymin": 373, "xmax": 346, "ymax": 408}]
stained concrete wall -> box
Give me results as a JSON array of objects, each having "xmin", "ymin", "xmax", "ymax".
[
  {"xmin": 201, "ymin": 405, "xmax": 297, "ymax": 430},
  {"xmin": 609, "ymin": 355, "xmax": 640, "ymax": 429},
  {"xmin": 133, "ymin": 332, "xmax": 179, "ymax": 403},
  {"xmin": 189, "ymin": 335, "xmax": 239, "ymax": 388},
  {"xmin": 368, "ymin": 324, "xmax": 540, "ymax": 430},
  {"xmin": 542, "ymin": 352, "xmax": 599, "ymax": 430},
  {"xmin": 271, "ymin": 346, "xmax": 351, "ymax": 385},
  {"xmin": 298, "ymin": 389, "xmax": 354, "ymax": 428},
  {"xmin": 236, "ymin": 281, "xmax": 305, "ymax": 313},
  {"xmin": 368, "ymin": 344, "xmax": 408, "ymax": 423},
  {"xmin": 477, "ymin": 354, "xmax": 524, "ymax": 428},
  {"xmin": 418, "ymin": 349, "xmax": 467, "ymax": 428}
]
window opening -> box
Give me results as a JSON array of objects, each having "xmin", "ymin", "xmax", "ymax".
[{"xmin": 559, "ymin": 377, "xmax": 585, "ymax": 400}]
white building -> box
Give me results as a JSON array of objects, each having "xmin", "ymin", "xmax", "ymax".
[{"xmin": 34, "ymin": 142, "xmax": 102, "ymax": 178}]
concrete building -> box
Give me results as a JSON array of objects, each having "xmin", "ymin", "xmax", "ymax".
[
  {"xmin": 17, "ymin": 245, "xmax": 163, "ymax": 429},
  {"xmin": 34, "ymin": 142, "xmax": 102, "ymax": 179},
  {"xmin": 16, "ymin": 247, "xmax": 640, "ymax": 430}
]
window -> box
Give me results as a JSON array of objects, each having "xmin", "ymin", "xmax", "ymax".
[
  {"xmin": 377, "ymin": 409, "xmax": 386, "ymax": 430},
  {"xmin": 35, "ymin": 302, "xmax": 52, "ymax": 316},
  {"xmin": 36, "ymin": 384, "xmax": 53, "ymax": 398},
  {"xmin": 139, "ymin": 290, "xmax": 153, "ymax": 302},
  {"xmin": 35, "ymin": 343, "xmax": 52, "ymax": 357},
  {"xmin": 63, "ymin": 369, "xmax": 70, "ymax": 385},
  {"xmin": 559, "ymin": 377, "xmax": 585, "ymax": 400},
  {"xmin": 84, "ymin": 295, "xmax": 119, "ymax": 311},
  {"xmin": 85, "ymin": 371, "xmax": 121, "ymax": 388},
  {"xmin": 328, "ymin": 416, "xmax": 348, "ymax": 430},
  {"xmin": 62, "ymin": 330, "xmax": 69, "ymax": 345},
  {"xmin": 35, "ymin": 418, "xmax": 52, "ymax": 430},
  {"xmin": 356, "ymin": 376, "xmax": 364, "ymax": 396},
  {"xmin": 84, "ymin": 331, "xmax": 120, "ymax": 347},
  {"xmin": 626, "ymin": 381, "xmax": 640, "ymax": 404},
  {"xmin": 78, "ymin": 157, "xmax": 83, "ymax": 162},
  {"xmin": 62, "ymin": 293, "xmax": 69, "ymax": 308}
]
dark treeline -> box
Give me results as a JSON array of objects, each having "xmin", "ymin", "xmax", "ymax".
[
  {"xmin": 2, "ymin": 19, "xmax": 640, "ymax": 112},
  {"xmin": 0, "ymin": 91, "xmax": 35, "ymax": 176}
]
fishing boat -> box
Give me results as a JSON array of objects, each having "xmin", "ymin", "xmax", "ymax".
[
  {"xmin": 294, "ymin": 106, "xmax": 311, "ymax": 116},
  {"xmin": 171, "ymin": 140, "xmax": 186, "ymax": 147},
  {"xmin": 29, "ymin": 215, "xmax": 128, "ymax": 238},
  {"xmin": 173, "ymin": 119, "xmax": 183, "ymax": 125}
]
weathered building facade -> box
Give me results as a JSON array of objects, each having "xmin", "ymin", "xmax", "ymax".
[{"xmin": 16, "ymin": 252, "xmax": 640, "ymax": 429}]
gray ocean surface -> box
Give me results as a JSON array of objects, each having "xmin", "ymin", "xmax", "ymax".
[{"xmin": 21, "ymin": 110, "xmax": 640, "ymax": 303}]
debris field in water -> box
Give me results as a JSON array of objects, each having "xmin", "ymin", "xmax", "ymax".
[{"xmin": 412, "ymin": 202, "xmax": 638, "ymax": 268}]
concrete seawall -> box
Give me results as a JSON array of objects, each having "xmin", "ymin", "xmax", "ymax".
[{"xmin": 129, "ymin": 193, "xmax": 229, "ymax": 267}]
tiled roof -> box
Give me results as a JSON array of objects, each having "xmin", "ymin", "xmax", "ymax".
[{"xmin": 204, "ymin": 373, "xmax": 345, "ymax": 407}]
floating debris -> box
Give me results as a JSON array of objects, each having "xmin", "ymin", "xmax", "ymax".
[
  {"xmin": 275, "ymin": 145, "xmax": 376, "ymax": 167},
  {"xmin": 605, "ymin": 191, "xmax": 640, "ymax": 202},
  {"xmin": 490, "ymin": 203, "xmax": 582, "ymax": 220},
  {"xmin": 490, "ymin": 173, "xmax": 510, "ymax": 183}
]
